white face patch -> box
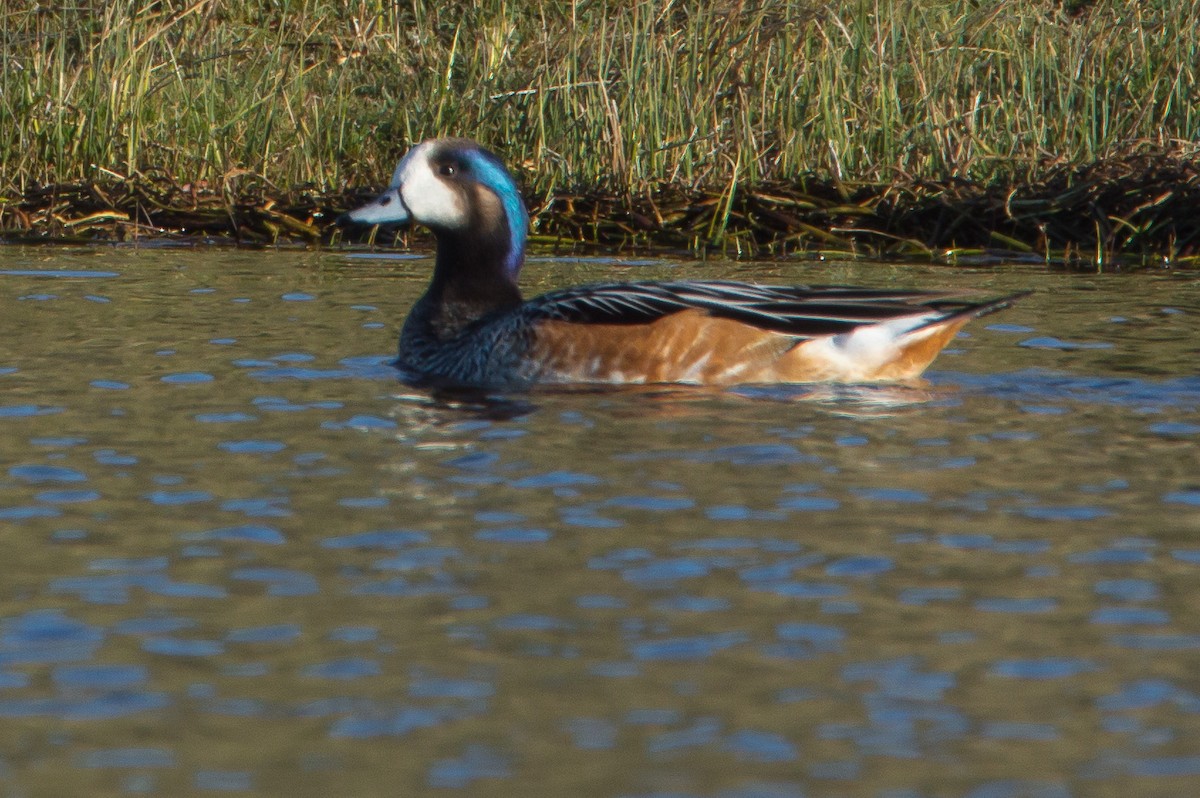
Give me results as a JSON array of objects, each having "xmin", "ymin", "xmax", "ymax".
[{"xmin": 389, "ymin": 141, "xmax": 468, "ymax": 230}]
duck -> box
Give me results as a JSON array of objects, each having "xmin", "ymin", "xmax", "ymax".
[{"xmin": 339, "ymin": 138, "xmax": 1025, "ymax": 390}]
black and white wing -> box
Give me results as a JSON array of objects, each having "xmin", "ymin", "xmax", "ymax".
[{"xmin": 520, "ymin": 280, "xmax": 1019, "ymax": 339}]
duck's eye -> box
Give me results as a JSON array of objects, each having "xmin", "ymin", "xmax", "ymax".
[{"xmin": 438, "ymin": 163, "xmax": 457, "ymax": 177}]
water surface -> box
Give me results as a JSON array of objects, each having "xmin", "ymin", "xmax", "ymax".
[{"xmin": 1, "ymin": 247, "xmax": 1198, "ymax": 797}]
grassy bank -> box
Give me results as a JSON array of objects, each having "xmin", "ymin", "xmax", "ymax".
[{"xmin": 2, "ymin": 0, "xmax": 1199, "ymax": 262}]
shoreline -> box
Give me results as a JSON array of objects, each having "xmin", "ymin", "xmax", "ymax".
[
  {"xmin": 3, "ymin": 148, "xmax": 1197, "ymax": 268},
  {"xmin": 6, "ymin": 1, "xmax": 1198, "ymax": 269}
]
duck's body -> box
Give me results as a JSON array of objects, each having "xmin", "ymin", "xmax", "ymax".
[{"xmin": 341, "ymin": 138, "xmax": 1023, "ymax": 390}]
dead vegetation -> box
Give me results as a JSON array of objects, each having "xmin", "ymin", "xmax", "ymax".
[{"xmin": 4, "ymin": 147, "xmax": 1196, "ymax": 268}]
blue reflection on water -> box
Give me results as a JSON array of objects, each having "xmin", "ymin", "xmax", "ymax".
[
  {"xmin": 475, "ymin": 527, "xmax": 551, "ymax": 543},
  {"xmin": 231, "ymin": 568, "xmax": 319, "ymax": 596},
  {"xmin": 221, "ymin": 497, "xmax": 290, "ymax": 517},
  {"xmin": 0, "ymin": 269, "xmax": 119, "ymax": 278},
  {"xmin": 160, "ymin": 372, "xmax": 214, "ymax": 384},
  {"xmin": 991, "ymin": 658, "xmax": 1097, "ymax": 679},
  {"xmin": 825, "ymin": 556, "xmax": 893, "ymax": 577},
  {"xmin": 427, "ymin": 744, "xmax": 511, "ymax": 788},
  {"xmin": 227, "ymin": 625, "xmax": 302, "ymax": 644},
  {"xmin": 302, "ymin": 658, "xmax": 381, "ymax": 680},
  {"xmin": 194, "ymin": 771, "xmax": 253, "ymax": 791},
  {"xmin": 565, "ymin": 716, "xmax": 618, "ymax": 750},
  {"xmin": 1165, "ymin": 490, "xmax": 1200, "ymax": 506},
  {"xmin": 0, "ymin": 610, "xmax": 104, "ymax": 665},
  {"xmin": 77, "ymin": 748, "xmax": 174, "ymax": 768},
  {"xmin": 1095, "ymin": 578, "xmax": 1160, "ymax": 602},
  {"xmin": 332, "ymin": 706, "xmax": 464, "ymax": 739},
  {"xmin": 10, "ymin": 464, "xmax": 87, "ymax": 483},
  {"xmin": 142, "ymin": 637, "xmax": 224, "ymax": 657},
  {"xmin": 322, "ymin": 529, "xmax": 430, "ymax": 549},
  {"xmin": 322, "ymin": 414, "xmax": 397, "ymax": 430},
  {"xmin": 145, "ymin": 489, "xmax": 212, "ymax": 505},
  {"xmin": 630, "ymin": 632, "xmax": 748, "ymax": 661},
  {"xmin": 609, "ymin": 495, "xmax": 695, "ymax": 511},
  {"xmin": 182, "ymin": 525, "xmax": 286, "ymax": 545},
  {"xmin": 0, "ymin": 404, "xmax": 60, "ymax": 418},
  {"xmin": 853, "ymin": 488, "xmax": 927, "ymax": 503},
  {"xmin": 722, "ymin": 729, "xmax": 797, "ymax": 762},
  {"xmin": 982, "ymin": 722, "xmax": 1060, "ymax": 741},
  {"xmin": 0, "ymin": 693, "xmax": 170, "ymax": 720},
  {"xmin": 623, "ymin": 558, "xmax": 710, "ymax": 585},
  {"xmin": 54, "ymin": 664, "xmax": 147, "ymax": 690},
  {"xmin": 974, "ymin": 598, "xmax": 1058, "ymax": 614},
  {"xmin": 1090, "ymin": 607, "xmax": 1169, "ymax": 625},
  {"xmin": 938, "ymin": 369, "xmax": 1200, "ymax": 408}
]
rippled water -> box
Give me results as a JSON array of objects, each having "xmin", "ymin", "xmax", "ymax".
[{"xmin": 1, "ymin": 247, "xmax": 1198, "ymax": 797}]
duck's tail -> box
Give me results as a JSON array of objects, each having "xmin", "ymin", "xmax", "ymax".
[
  {"xmin": 785, "ymin": 290, "xmax": 1031, "ymax": 382},
  {"xmin": 912, "ymin": 290, "xmax": 1034, "ymax": 333}
]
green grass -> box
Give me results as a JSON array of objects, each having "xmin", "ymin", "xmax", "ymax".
[{"xmin": 3, "ymin": 0, "xmax": 1198, "ymax": 200}]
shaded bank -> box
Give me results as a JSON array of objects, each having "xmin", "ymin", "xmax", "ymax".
[
  {"xmin": 3, "ymin": 146, "xmax": 1197, "ymax": 266},
  {"xmin": 3, "ymin": 0, "xmax": 1198, "ymax": 264}
]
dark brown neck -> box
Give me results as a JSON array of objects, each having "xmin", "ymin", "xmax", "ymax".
[{"xmin": 420, "ymin": 229, "xmax": 523, "ymax": 338}]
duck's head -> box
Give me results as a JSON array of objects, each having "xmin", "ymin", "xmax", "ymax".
[{"xmin": 341, "ymin": 138, "xmax": 529, "ymax": 281}]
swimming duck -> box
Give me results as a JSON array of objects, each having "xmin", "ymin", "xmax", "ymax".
[{"xmin": 340, "ymin": 138, "xmax": 1024, "ymax": 389}]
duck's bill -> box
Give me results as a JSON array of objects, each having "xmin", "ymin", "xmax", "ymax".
[{"xmin": 340, "ymin": 187, "xmax": 410, "ymax": 226}]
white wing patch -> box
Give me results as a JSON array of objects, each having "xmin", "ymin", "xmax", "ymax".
[{"xmin": 800, "ymin": 313, "xmax": 943, "ymax": 380}]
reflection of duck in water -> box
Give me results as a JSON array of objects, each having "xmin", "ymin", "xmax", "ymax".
[{"xmin": 341, "ymin": 138, "xmax": 1025, "ymax": 390}]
